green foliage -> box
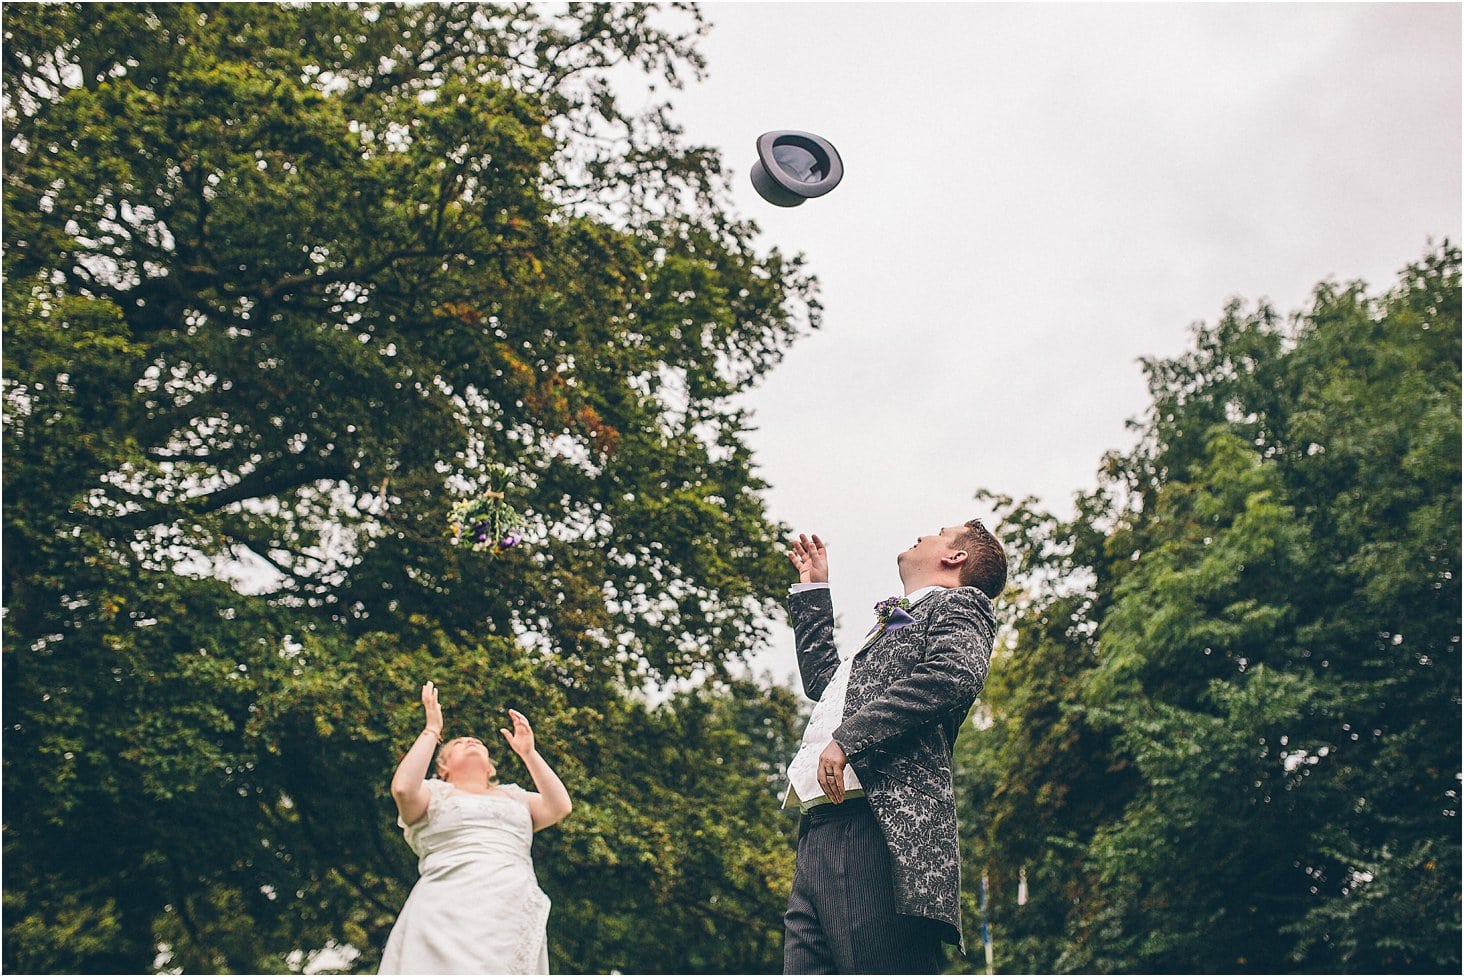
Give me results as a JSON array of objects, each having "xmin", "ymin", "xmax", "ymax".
[
  {"xmin": 3, "ymin": 3, "xmax": 814, "ymax": 972},
  {"xmin": 959, "ymin": 245, "xmax": 1461, "ymax": 973},
  {"xmin": 539, "ymin": 680, "xmax": 802, "ymax": 974}
]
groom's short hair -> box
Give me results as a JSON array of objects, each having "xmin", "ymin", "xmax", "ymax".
[{"xmin": 957, "ymin": 519, "xmax": 1007, "ymax": 599}]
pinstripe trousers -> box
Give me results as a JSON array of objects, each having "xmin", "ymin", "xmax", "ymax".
[{"xmin": 782, "ymin": 799, "xmax": 945, "ymax": 974}]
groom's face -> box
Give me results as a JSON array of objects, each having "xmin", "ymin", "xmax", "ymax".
[{"xmin": 898, "ymin": 525, "xmax": 965, "ymax": 575}]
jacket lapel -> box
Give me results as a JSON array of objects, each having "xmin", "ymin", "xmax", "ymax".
[{"xmin": 856, "ymin": 590, "xmax": 942, "ymax": 656}]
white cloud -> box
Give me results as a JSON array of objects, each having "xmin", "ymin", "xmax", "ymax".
[{"xmin": 666, "ymin": 3, "xmax": 1461, "ymax": 684}]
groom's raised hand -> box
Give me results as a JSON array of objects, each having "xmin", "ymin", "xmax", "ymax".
[{"xmin": 788, "ymin": 533, "xmax": 829, "ymax": 584}]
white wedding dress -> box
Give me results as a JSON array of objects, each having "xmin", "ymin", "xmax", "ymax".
[{"xmin": 379, "ymin": 779, "xmax": 551, "ymax": 974}]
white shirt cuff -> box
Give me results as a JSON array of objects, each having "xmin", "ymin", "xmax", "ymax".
[{"xmin": 788, "ymin": 582, "xmax": 830, "ymax": 594}]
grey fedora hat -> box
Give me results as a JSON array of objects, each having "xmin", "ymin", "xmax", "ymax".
[{"xmin": 750, "ymin": 130, "xmax": 844, "ymax": 207}]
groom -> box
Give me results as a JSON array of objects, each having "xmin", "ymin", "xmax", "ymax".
[{"xmin": 782, "ymin": 521, "xmax": 1005, "ymax": 974}]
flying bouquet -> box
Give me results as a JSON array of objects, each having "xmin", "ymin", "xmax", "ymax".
[{"xmin": 447, "ymin": 465, "xmax": 524, "ymax": 554}]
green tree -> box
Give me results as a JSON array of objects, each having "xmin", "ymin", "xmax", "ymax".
[
  {"xmin": 959, "ymin": 246, "xmax": 1460, "ymax": 973},
  {"xmin": 4, "ymin": 3, "xmax": 813, "ymax": 972}
]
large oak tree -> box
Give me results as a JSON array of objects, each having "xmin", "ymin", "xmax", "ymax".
[
  {"xmin": 3, "ymin": 3, "xmax": 814, "ymax": 971},
  {"xmin": 959, "ymin": 246, "xmax": 1460, "ymax": 974}
]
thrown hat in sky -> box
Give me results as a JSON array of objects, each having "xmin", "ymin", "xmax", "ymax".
[{"xmin": 750, "ymin": 130, "xmax": 844, "ymax": 207}]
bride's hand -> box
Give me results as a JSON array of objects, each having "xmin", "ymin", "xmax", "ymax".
[
  {"xmin": 422, "ymin": 681, "xmax": 444, "ymax": 738},
  {"xmin": 499, "ymin": 709, "xmax": 535, "ymax": 758}
]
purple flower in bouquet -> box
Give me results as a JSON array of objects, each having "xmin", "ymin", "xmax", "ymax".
[{"xmin": 447, "ymin": 464, "xmax": 528, "ymax": 556}]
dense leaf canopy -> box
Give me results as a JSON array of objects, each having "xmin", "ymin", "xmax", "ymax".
[
  {"xmin": 3, "ymin": 3, "xmax": 814, "ymax": 972},
  {"xmin": 958, "ymin": 246, "xmax": 1461, "ymax": 974}
]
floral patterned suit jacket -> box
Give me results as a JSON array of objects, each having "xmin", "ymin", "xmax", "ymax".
[{"xmin": 788, "ymin": 585, "xmax": 996, "ymax": 950}]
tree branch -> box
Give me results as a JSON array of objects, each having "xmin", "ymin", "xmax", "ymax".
[{"xmin": 113, "ymin": 455, "xmax": 351, "ymax": 532}]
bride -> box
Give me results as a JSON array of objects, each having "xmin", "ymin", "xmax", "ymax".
[{"xmin": 379, "ymin": 681, "xmax": 572, "ymax": 974}]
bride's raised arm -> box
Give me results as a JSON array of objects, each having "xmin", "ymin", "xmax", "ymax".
[
  {"xmin": 390, "ymin": 681, "xmax": 443, "ymax": 826},
  {"xmin": 499, "ymin": 709, "xmax": 572, "ymax": 831}
]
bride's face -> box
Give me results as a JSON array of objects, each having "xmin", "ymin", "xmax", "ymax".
[{"xmin": 438, "ymin": 736, "xmax": 496, "ymax": 783}]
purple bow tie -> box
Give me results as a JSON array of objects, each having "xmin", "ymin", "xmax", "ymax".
[
  {"xmin": 884, "ymin": 606, "xmax": 917, "ymax": 629},
  {"xmin": 868, "ymin": 597, "xmax": 917, "ymax": 635}
]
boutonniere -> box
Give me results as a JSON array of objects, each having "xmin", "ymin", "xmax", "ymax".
[
  {"xmin": 874, "ymin": 596, "xmax": 917, "ymax": 630},
  {"xmin": 448, "ymin": 464, "xmax": 525, "ymax": 555}
]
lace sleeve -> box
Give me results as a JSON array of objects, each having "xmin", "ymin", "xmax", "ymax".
[
  {"xmin": 397, "ymin": 777, "xmax": 453, "ymax": 831},
  {"xmin": 498, "ymin": 782, "xmax": 535, "ymax": 804}
]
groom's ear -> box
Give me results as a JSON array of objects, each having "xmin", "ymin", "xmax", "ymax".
[{"xmin": 942, "ymin": 549, "xmax": 969, "ymax": 569}]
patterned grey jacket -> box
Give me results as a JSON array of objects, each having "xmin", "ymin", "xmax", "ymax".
[{"xmin": 789, "ymin": 585, "xmax": 996, "ymax": 949}]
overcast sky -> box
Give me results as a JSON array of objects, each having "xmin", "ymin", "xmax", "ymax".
[{"xmin": 649, "ymin": 2, "xmax": 1461, "ymax": 686}]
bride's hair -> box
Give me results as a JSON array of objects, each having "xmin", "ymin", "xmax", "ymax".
[{"xmin": 435, "ymin": 736, "xmax": 500, "ymax": 785}]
